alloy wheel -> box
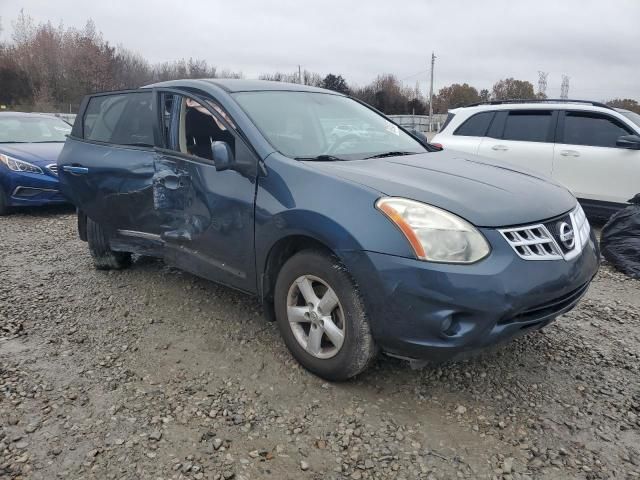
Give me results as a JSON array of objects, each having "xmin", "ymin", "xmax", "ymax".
[{"xmin": 286, "ymin": 274, "xmax": 345, "ymax": 359}]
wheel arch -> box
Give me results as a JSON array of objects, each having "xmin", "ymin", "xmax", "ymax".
[{"xmin": 259, "ymin": 234, "xmax": 338, "ymax": 313}]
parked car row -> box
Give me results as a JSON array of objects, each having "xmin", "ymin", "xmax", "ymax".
[{"xmin": 432, "ymin": 99, "xmax": 640, "ymax": 220}]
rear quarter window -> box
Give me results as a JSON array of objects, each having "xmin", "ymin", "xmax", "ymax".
[
  {"xmin": 83, "ymin": 91, "xmax": 155, "ymax": 146},
  {"xmin": 439, "ymin": 112, "xmax": 455, "ymax": 132},
  {"xmin": 453, "ymin": 112, "xmax": 495, "ymax": 137}
]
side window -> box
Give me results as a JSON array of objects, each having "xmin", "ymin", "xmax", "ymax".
[
  {"xmin": 502, "ymin": 110, "xmax": 552, "ymax": 143},
  {"xmin": 439, "ymin": 112, "xmax": 455, "ymax": 132},
  {"xmin": 164, "ymin": 95, "xmax": 236, "ymax": 161},
  {"xmin": 83, "ymin": 91, "xmax": 155, "ymax": 146},
  {"xmin": 453, "ymin": 112, "xmax": 494, "ymax": 137},
  {"xmin": 562, "ymin": 112, "xmax": 632, "ymax": 148}
]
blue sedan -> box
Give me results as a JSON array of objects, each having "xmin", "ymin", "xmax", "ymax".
[{"xmin": 0, "ymin": 112, "xmax": 71, "ymax": 214}]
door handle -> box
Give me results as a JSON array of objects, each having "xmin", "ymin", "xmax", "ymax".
[
  {"xmin": 560, "ymin": 150, "xmax": 580, "ymax": 157},
  {"xmin": 491, "ymin": 145, "xmax": 509, "ymax": 151},
  {"xmin": 61, "ymin": 165, "xmax": 89, "ymax": 175}
]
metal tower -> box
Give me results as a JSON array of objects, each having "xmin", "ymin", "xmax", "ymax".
[
  {"xmin": 537, "ymin": 71, "xmax": 548, "ymax": 97},
  {"xmin": 560, "ymin": 75, "xmax": 570, "ymax": 99}
]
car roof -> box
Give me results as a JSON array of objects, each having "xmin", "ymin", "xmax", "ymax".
[{"xmin": 148, "ymin": 78, "xmax": 336, "ymax": 95}]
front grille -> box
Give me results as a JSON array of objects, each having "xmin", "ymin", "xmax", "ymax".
[
  {"xmin": 499, "ymin": 204, "xmax": 591, "ymax": 261},
  {"xmin": 47, "ymin": 164, "xmax": 58, "ymax": 176},
  {"xmin": 500, "ymin": 224, "xmax": 563, "ymax": 260}
]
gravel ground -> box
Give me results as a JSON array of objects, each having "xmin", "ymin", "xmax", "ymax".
[{"xmin": 1, "ymin": 207, "xmax": 639, "ymax": 480}]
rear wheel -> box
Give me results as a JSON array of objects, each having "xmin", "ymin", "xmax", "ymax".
[
  {"xmin": 274, "ymin": 250, "xmax": 377, "ymax": 381},
  {"xmin": 86, "ymin": 217, "xmax": 131, "ymax": 270}
]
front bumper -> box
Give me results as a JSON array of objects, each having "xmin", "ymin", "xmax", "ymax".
[
  {"xmin": 344, "ymin": 227, "xmax": 600, "ymax": 361},
  {"xmin": 1, "ymin": 170, "xmax": 67, "ymax": 207}
]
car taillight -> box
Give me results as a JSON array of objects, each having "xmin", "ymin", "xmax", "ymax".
[{"xmin": 431, "ymin": 143, "xmax": 443, "ymax": 150}]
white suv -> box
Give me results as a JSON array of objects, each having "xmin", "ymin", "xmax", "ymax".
[{"xmin": 432, "ymin": 100, "xmax": 640, "ymax": 219}]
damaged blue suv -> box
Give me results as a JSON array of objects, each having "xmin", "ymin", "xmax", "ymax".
[{"xmin": 58, "ymin": 80, "xmax": 600, "ymax": 380}]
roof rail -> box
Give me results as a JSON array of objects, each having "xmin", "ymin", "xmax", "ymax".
[{"xmin": 465, "ymin": 99, "xmax": 614, "ymax": 110}]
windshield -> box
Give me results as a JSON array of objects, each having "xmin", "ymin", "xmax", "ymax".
[
  {"xmin": 0, "ymin": 115, "xmax": 71, "ymax": 143},
  {"xmin": 618, "ymin": 109, "xmax": 640, "ymax": 128},
  {"xmin": 233, "ymin": 91, "xmax": 426, "ymax": 159}
]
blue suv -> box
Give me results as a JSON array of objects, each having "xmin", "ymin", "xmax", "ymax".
[{"xmin": 57, "ymin": 80, "xmax": 600, "ymax": 380}]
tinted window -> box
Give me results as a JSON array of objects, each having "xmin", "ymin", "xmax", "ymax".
[
  {"xmin": 84, "ymin": 92, "xmax": 154, "ymax": 146},
  {"xmin": 502, "ymin": 111, "xmax": 552, "ymax": 142},
  {"xmin": 453, "ymin": 112, "xmax": 494, "ymax": 137},
  {"xmin": 563, "ymin": 112, "xmax": 632, "ymax": 148}
]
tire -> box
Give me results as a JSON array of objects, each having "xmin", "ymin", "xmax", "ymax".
[
  {"xmin": 0, "ymin": 185, "xmax": 9, "ymax": 216},
  {"xmin": 274, "ymin": 250, "xmax": 377, "ymax": 381},
  {"xmin": 86, "ymin": 217, "xmax": 131, "ymax": 270}
]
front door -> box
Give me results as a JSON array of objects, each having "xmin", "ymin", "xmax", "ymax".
[
  {"xmin": 153, "ymin": 90, "xmax": 258, "ymax": 293},
  {"xmin": 553, "ymin": 110, "xmax": 640, "ymax": 205}
]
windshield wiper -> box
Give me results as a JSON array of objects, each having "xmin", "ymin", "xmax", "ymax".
[
  {"xmin": 295, "ymin": 154, "xmax": 346, "ymax": 162},
  {"xmin": 364, "ymin": 151, "xmax": 419, "ymax": 159}
]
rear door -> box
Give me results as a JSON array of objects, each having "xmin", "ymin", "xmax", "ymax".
[
  {"xmin": 153, "ymin": 90, "xmax": 258, "ymax": 293},
  {"xmin": 477, "ymin": 109, "xmax": 557, "ymax": 177},
  {"xmin": 59, "ymin": 90, "xmax": 162, "ymax": 243},
  {"xmin": 553, "ymin": 110, "xmax": 639, "ymax": 204}
]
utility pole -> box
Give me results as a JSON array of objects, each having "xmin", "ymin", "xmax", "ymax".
[
  {"xmin": 560, "ymin": 75, "xmax": 570, "ymax": 99},
  {"xmin": 537, "ymin": 71, "xmax": 548, "ymax": 98},
  {"xmin": 298, "ymin": 65, "xmax": 302, "ymax": 85},
  {"xmin": 428, "ymin": 52, "xmax": 436, "ymax": 133}
]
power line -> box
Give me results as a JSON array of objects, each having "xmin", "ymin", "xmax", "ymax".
[{"xmin": 400, "ymin": 69, "xmax": 429, "ymax": 82}]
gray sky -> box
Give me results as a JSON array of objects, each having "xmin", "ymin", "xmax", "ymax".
[{"xmin": 1, "ymin": 0, "xmax": 639, "ymax": 100}]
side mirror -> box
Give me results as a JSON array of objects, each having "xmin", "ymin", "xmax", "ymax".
[
  {"xmin": 409, "ymin": 129, "xmax": 428, "ymax": 143},
  {"xmin": 616, "ymin": 134, "xmax": 640, "ymax": 150},
  {"xmin": 211, "ymin": 141, "xmax": 234, "ymax": 171},
  {"xmin": 409, "ymin": 129, "xmax": 442, "ymax": 151}
]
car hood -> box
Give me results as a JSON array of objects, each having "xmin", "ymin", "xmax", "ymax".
[
  {"xmin": 304, "ymin": 151, "xmax": 576, "ymax": 227},
  {"xmin": 0, "ymin": 143, "xmax": 64, "ymax": 167}
]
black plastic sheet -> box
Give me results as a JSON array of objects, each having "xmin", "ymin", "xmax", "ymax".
[{"xmin": 600, "ymin": 194, "xmax": 640, "ymax": 279}]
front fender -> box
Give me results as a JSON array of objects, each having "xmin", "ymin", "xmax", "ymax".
[{"xmin": 255, "ymin": 154, "xmax": 416, "ymax": 279}]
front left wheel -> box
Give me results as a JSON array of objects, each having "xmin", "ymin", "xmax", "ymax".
[{"xmin": 274, "ymin": 250, "xmax": 378, "ymax": 381}]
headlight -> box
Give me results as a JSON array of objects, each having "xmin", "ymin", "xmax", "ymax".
[
  {"xmin": 376, "ymin": 197, "xmax": 490, "ymax": 263},
  {"xmin": 0, "ymin": 154, "xmax": 44, "ymax": 174}
]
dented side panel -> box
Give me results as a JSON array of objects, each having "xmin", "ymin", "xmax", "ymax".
[
  {"xmin": 153, "ymin": 151, "xmax": 257, "ymax": 293},
  {"xmin": 58, "ymin": 138, "xmax": 160, "ymax": 235}
]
